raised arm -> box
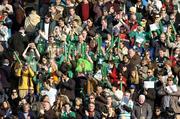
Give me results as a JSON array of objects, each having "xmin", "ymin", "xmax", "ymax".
[
  {"xmin": 22, "ymin": 44, "xmax": 30, "ymax": 59},
  {"xmin": 31, "ymin": 43, "xmax": 40, "ymax": 60}
]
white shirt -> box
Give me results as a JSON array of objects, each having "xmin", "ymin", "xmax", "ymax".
[
  {"xmin": 0, "ymin": 25, "xmax": 8, "ymax": 41},
  {"xmin": 41, "ymin": 87, "xmax": 57, "ymax": 106},
  {"xmin": 44, "ymin": 23, "xmax": 49, "ymax": 40}
]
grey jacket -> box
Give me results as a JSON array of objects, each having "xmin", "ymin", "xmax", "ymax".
[{"xmin": 132, "ymin": 102, "xmax": 152, "ymax": 119}]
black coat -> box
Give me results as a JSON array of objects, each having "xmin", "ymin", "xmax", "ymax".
[
  {"xmin": 0, "ymin": 66, "xmax": 11, "ymax": 88},
  {"xmin": 8, "ymin": 32, "xmax": 29, "ymax": 54},
  {"xmin": 43, "ymin": 109, "xmax": 58, "ymax": 119},
  {"xmin": 59, "ymin": 79, "xmax": 76, "ymax": 101}
]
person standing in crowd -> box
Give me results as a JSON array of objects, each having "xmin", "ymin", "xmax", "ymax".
[
  {"xmin": 40, "ymin": 100, "xmax": 58, "ymax": 119},
  {"xmin": 157, "ymin": 76, "xmax": 180, "ymax": 118},
  {"xmin": 0, "ymin": 100, "xmax": 12, "ymax": 118},
  {"xmin": 84, "ymin": 102, "xmax": 101, "ymax": 119},
  {"xmin": 8, "ymin": 89, "xmax": 21, "ymax": 116},
  {"xmin": 0, "ymin": 58, "xmax": 11, "ymax": 94},
  {"xmin": 41, "ymin": 78, "xmax": 57, "ymax": 106},
  {"xmin": 132, "ymin": 94, "xmax": 152, "ymax": 119},
  {"xmin": 37, "ymin": 13, "xmax": 57, "ymax": 40},
  {"xmin": 8, "ymin": 27, "xmax": 28, "ymax": 55},
  {"xmin": 0, "ymin": 15, "xmax": 8, "ymax": 48},
  {"xmin": 60, "ymin": 102, "xmax": 76, "ymax": 119},
  {"xmin": 18, "ymin": 103, "xmax": 35, "ymax": 119},
  {"xmin": 15, "ymin": 63, "xmax": 35, "ymax": 99},
  {"xmin": 58, "ymin": 70, "xmax": 75, "ymax": 102}
]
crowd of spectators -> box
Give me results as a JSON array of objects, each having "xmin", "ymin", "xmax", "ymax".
[{"xmin": 0, "ymin": 0, "xmax": 180, "ymax": 118}]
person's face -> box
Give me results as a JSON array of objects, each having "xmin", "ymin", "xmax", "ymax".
[
  {"xmin": 161, "ymin": 8, "xmax": 166, "ymax": 14},
  {"xmin": 97, "ymin": 86, "xmax": 103, "ymax": 94},
  {"xmin": 43, "ymin": 96, "xmax": 50, "ymax": 102},
  {"xmin": 129, "ymin": 49, "xmax": 135, "ymax": 58},
  {"xmin": 82, "ymin": 31, "xmax": 87, "ymax": 37},
  {"xmin": 12, "ymin": 89, "xmax": 17, "ymax": 95},
  {"xmin": 72, "ymin": 20, "xmax": 78, "ymax": 27},
  {"xmin": 101, "ymin": 19, "xmax": 107, "ymax": 26},
  {"xmin": 88, "ymin": 103, "xmax": 95, "ymax": 111},
  {"xmin": 69, "ymin": 9, "xmax": 75, "ymax": 16},
  {"xmin": 174, "ymin": 48, "xmax": 180, "ymax": 55},
  {"xmin": 176, "ymin": 35, "xmax": 180, "ymax": 41},
  {"xmin": 139, "ymin": 96, "xmax": 145, "ymax": 104},
  {"xmin": 50, "ymin": 6, "xmax": 56, "ymax": 13},
  {"xmin": 48, "ymin": 36, "xmax": 54, "ymax": 43},
  {"xmin": 29, "ymin": 89, "xmax": 34, "ymax": 95},
  {"xmin": 131, "ymin": 71, "xmax": 136, "ymax": 77},
  {"xmin": 89, "ymin": 96, "xmax": 95, "ymax": 103},
  {"xmin": 23, "ymin": 63, "xmax": 28, "ymax": 70},
  {"xmin": 42, "ymin": 58, "xmax": 47, "ymax": 64},
  {"xmin": 158, "ymin": 75, "xmax": 163, "ymax": 81},
  {"xmin": 29, "ymin": 49, "xmax": 35, "ymax": 55},
  {"xmin": 159, "ymin": 50, "xmax": 164, "ymax": 57},
  {"xmin": 147, "ymin": 70, "xmax": 153, "ymax": 77},
  {"xmin": 3, "ymin": 0, "xmax": 8, "ymax": 4},
  {"xmin": 58, "ymin": 20, "xmax": 64, "ymax": 27},
  {"xmin": 2, "ymin": 101, "xmax": 8, "ymax": 108},
  {"xmin": 154, "ymin": 15, "xmax": 160, "ymax": 21},
  {"xmin": 160, "ymin": 34, "xmax": 166, "ymax": 42},
  {"xmin": 119, "ymin": 42, "xmax": 124, "ymax": 48},
  {"xmin": 78, "ymin": 35, "xmax": 84, "ymax": 43},
  {"xmin": 123, "ymin": 56, "xmax": 129, "ymax": 63},
  {"xmin": 167, "ymin": 78, "xmax": 173, "ymax": 86},
  {"xmin": 76, "ymin": 99, "xmax": 81, "ymax": 106},
  {"xmin": 43, "ymin": 101, "xmax": 51, "ymax": 111},
  {"xmin": 155, "ymin": 109, "xmax": 161, "ymax": 116},
  {"xmin": 130, "ymin": 88, "xmax": 135, "ymax": 93},
  {"xmin": 90, "ymin": 40, "xmax": 96, "ymax": 48},
  {"xmin": 124, "ymin": 92, "xmax": 130, "ymax": 99},
  {"xmin": 45, "ymin": 17, "xmax": 50, "ymax": 23},
  {"xmin": 23, "ymin": 105, "xmax": 30, "ymax": 113},
  {"xmin": 130, "ymin": 14, "xmax": 136, "ymax": 20},
  {"xmin": 62, "ymin": 74, "xmax": 67, "ymax": 80},
  {"xmin": 103, "ymin": 10, "xmax": 108, "ymax": 16},
  {"xmin": 87, "ymin": 19, "xmax": 93, "ymax": 27}
]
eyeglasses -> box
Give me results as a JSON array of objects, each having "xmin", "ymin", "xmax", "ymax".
[{"xmin": 147, "ymin": 72, "xmax": 151, "ymax": 73}]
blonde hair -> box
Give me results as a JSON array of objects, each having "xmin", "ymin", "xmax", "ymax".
[{"xmin": 130, "ymin": 69, "xmax": 139, "ymax": 84}]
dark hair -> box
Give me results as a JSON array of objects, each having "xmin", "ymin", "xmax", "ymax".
[
  {"xmin": 59, "ymin": 17, "xmax": 65, "ymax": 22},
  {"xmin": 45, "ymin": 12, "xmax": 51, "ymax": 18}
]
